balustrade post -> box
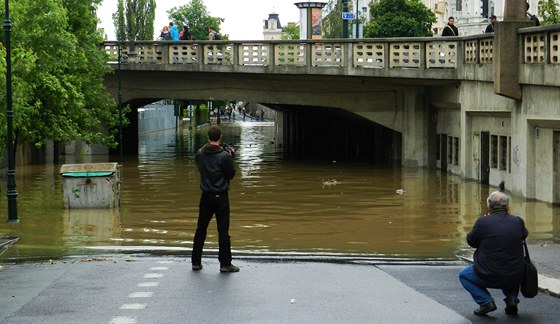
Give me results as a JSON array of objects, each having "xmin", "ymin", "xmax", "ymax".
[
  {"xmin": 268, "ymin": 42, "xmax": 275, "ymax": 67},
  {"xmin": 419, "ymin": 41, "xmax": 426, "ymax": 70},
  {"xmin": 305, "ymin": 42, "xmax": 313, "ymax": 69},
  {"xmin": 163, "ymin": 43, "xmax": 170, "ymax": 65},
  {"xmin": 233, "ymin": 42, "xmax": 240, "ymax": 67}
]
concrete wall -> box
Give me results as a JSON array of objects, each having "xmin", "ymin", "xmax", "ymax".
[{"xmin": 138, "ymin": 102, "xmax": 177, "ymax": 134}]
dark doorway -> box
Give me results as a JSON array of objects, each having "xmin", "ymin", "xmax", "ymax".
[
  {"xmin": 440, "ymin": 134, "xmax": 448, "ymax": 171},
  {"xmin": 480, "ymin": 131, "xmax": 490, "ymax": 184}
]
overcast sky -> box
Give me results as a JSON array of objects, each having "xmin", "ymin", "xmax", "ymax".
[{"xmin": 97, "ymin": 0, "xmax": 304, "ymax": 40}]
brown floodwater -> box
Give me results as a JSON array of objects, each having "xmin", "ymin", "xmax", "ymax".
[{"xmin": 1, "ymin": 121, "xmax": 559, "ymax": 261}]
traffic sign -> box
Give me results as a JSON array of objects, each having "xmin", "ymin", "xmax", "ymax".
[{"xmin": 342, "ymin": 12, "xmax": 354, "ymax": 20}]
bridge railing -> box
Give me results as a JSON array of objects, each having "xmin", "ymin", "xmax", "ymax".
[
  {"xmin": 103, "ymin": 24, "xmax": 560, "ymax": 71},
  {"xmin": 519, "ymin": 25, "xmax": 560, "ymax": 64},
  {"xmin": 103, "ymin": 38, "xmax": 459, "ymax": 70}
]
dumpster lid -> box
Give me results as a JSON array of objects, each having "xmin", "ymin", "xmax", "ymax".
[{"xmin": 60, "ymin": 163, "xmax": 119, "ymax": 177}]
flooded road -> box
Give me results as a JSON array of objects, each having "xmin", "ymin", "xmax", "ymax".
[{"xmin": 1, "ymin": 121, "xmax": 559, "ymax": 261}]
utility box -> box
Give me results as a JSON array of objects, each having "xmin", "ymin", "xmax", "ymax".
[{"xmin": 61, "ymin": 163, "xmax": 120, "ymax": 209}]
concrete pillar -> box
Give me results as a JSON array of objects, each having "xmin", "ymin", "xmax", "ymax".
[
  {"xmin": 510, "ymin": 101, "xmax": 535, "ymax": 199},
  {"xmin": 402, "ymin": 90, "xmax": 428, "ymax": 167},
  {"xmin": 493, "ymin": 21, "xmax": 532, "ymax": 100},
  {"xmin": 503, "ymin": 0, "xmax": 527, "ymax": 20}
]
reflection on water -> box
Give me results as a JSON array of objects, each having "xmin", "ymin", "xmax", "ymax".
[{"xmin": 0, "ymin": 121, "xmax": 559, "ymax": 261}]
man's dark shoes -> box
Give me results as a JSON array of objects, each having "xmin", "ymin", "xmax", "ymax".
[
  {"xmin": 505, "ymin": 298, "xmax": 518, "ymax": 315},
  {"xmin": 474, "ymin": 301, "xmax": 497, "ymax": 316},
  {"xmin": 220, "ymin": 264, "xmax": 240, "ymax": 273},
  {"xmin": 192, "ymin": 264, "xmax": 203, "ymax": 271}
]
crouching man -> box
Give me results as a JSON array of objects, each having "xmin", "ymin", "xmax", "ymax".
[{"xmin": 458, "ymin": 191, "xmax": 527, "ymax": 316}]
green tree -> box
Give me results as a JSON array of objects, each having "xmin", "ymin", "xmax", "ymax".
[
  {"xmin": 0, "ymin": 0, "xmax": 119, "ymax": 153},
  {"xmin": 281, "ymin": 22, "xmax": 300, "ymax": 40},
  {"xmin": 113, "ymin": 0, "xmax": 156, "ymax": 41},
  {"xmin": 540, "ymin": 0, "xmax": 560, "ymax": 25},
  {"xmin": 364, "ymin": 0, "xmax": 436, "ymax": 37},
  {"xmin": 167, "ymin": 0, "xmax": 225, "ymax": 40},
  {"xmin": 322, "ymin": 0, "xmax": 344, "ymax": 39},
  {"xmin": 114, "ymin": 0, "xmax": 125, "ymax": 41}
]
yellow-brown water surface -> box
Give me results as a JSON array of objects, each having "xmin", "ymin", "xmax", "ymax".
[{"xmin": 1, "ymin": 122, "xmax": 558, "ymax": 261}]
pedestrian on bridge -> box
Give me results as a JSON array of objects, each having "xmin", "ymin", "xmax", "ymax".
[
  {"xmin": 192, "ymin": 125, "xmax": 240, "ymax": 273},
  {"xmin": 485, "ymin": 15, "xmax": 497, "ymax": 33},
  {"xmin": 442, "ymin": 17, "xmax": 459, "ymax": 36},
  {"xmin": 158, "ymin": 25, "xmax": 170, "ymax": 41},
  {"xmin": 458, "ymin": 191, "xmax": 527, "ymax": 316},
  {"xmin": 169, "ymin": 22, "xmax": 179, "ymax": 41}
]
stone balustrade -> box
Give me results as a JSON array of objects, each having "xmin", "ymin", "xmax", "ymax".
[{"xmin": 103, "ymin": 25, "xmax": 560, "ymax": 74}]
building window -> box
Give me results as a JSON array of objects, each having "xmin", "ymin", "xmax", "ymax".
[
  {"xmin": 448, "ymin": 137, "xmax": 453, "ymax": 164},
  {"xmin": 491, "ymin": 135, "xmax": 498, "ymax": 168},
  {"xmin": 499, "ymin": 136, "xmax": 508, "ymax": 170},
  {"xmin": 436, "ymin": 134, "xmax": 441, "ymax": 161},
  {"xmin": 454, "ymin": 137, "xmax": 459, "ymax": 165}
]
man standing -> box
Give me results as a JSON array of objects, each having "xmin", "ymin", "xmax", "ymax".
[
  {"xmin": 485, "ymin": 15, "xmax": 497, "ymax": 33},
  {"xmin": 192, "ymin": 125, "xmax": 239, "ymax": 272},
  {"xmin": 458, "ymin": 191, "xmax": 527, "ymax": 316},
  {"xmin": 208, "ymin": 26, "xmax": 218, "ymax": 40},
  {"xmin": 442, "ymin": 17, "xmax": 459, "ymax": 36}
]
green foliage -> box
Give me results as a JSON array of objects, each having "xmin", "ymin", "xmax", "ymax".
[
  {"xmin": 364, "ymin": 0, "xmax": 436, "ymax": 37},
  {"xmin": 114, "ymin": 0, "xmax": 125, "ymax": 41},
  {"xmin": 167, "ymin": 0, "xmax": 225, "ymax": 40},
  {"xmin": 281, "ymin": 23, "xmax": 300, "ymax": 40},
  {"xmin": 0, "ymin": 0, "xmax": 120, "ymax": 152},
  {"xmin": 540, "ymin": 0, "xmax": 560, "ymax": 25},
  {"xmin": 113, "ymin": 0, "xmax": 156, "ymax": 41},
  {"xmin": 322, "ymin": 0, "xmax": 344, "ymax": 39}
]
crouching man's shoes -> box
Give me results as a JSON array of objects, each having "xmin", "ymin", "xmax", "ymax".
[
  {"xmin": 220, "ymin": 264, "xmax": 240, "ymax": 273},
  {"xmin": 505, "ymin": 298, "xmax": 518, "ymax": 315},
  {"xmin": 192, "ymin": 264, "xmax": 203, "ymax": 271},
  {"xmin": 474, "ymin": 301, "xmax": 497, "ymax": 316}
]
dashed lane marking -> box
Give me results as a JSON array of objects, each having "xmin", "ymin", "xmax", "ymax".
[
  {"xmin": 120, "ymin": 303, "xmax": 148, "ymax": 310},
  {"xmin": 137, "ymin": 282, "xmax": 159, "ymax": 287},
  {"xmin": 149, "ymin": 267, "xmax": 169, "ymax": 271},
  {"xmin": 110, "ymin": 316, "xmax": 137, "ymax": 324},
  {"xmin": 128, "ymin": 292, "xmax": 154, "ymax": 298},
  {"xmin": 143, "ymin": 273, "xmax": 164, "ymax": 279}
]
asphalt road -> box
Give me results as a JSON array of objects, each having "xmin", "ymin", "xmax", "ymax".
[{"xmin": 0, "ymin": 256, "xmax": 558, "ymax": 323}]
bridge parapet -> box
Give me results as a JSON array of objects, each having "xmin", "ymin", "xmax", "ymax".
[
  {"xmin": 103, "ymin": 38, "xmax": 459, "ymax": 73},
  {"xmin": 103, "ymin": 24, "xmax": 560, "ymax": 85}
]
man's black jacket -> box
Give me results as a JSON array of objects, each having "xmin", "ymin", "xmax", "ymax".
[
  {"xmin": 467, "ymin": 213, "xmax": 528, "ymax": 288},
  {"xmin": 195, "ymin": 144, "xmax": 235, "ymax": 193}
]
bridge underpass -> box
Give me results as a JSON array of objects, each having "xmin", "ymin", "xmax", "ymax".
[{"xmin": 106, "ymin": 69, "xmax": 438, "ymax": 166}]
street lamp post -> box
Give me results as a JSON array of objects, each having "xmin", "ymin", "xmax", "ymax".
[
  {"xmin": 355, "ymin": 0, "xmax": 359, "ymax": 38},
  {"xmin": 117, "ymin": 41, "xmax": 123, "ymax": 165},
  {"xmin": 4, "ymin": 0, "xmax": 18, "ymax": 222},
  {"xmin": 342, "ymin": 0, "xmax": 349, "ymax": 38}
]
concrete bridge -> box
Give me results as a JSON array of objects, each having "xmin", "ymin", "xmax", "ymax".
[{"xmin": 103, "ymin": 24, "xmax": 560, "ymax": 203}]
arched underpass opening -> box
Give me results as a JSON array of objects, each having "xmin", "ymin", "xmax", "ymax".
[{"xmin": 267, "ymin": 104, "xmax": 401, "ymax": 164}]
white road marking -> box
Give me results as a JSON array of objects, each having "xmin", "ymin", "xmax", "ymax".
[
  {"xmin": 149, "ymin": 267, "xmax": 169, "ymax": 271},
  {"xmin": 120, "ymin": 303, "xmax": 148, "ymax": 310},
  {"xmin": 110, "ymin": 316, "xmax": 137, "ymax": 324},
  {"xmin": 128, "ymin": 292, "xmax": 154, "ymax": 298},
  {"xmin": 143, "ymin": 273, "xmax": 163, "ymax": 278},
  {"xmin": 156, "ymin": 260, "xmax": 174, "ymax": 264},
  {"xmin": 137, "ymin": 282, "xmax": 159, "ymax": 287}
]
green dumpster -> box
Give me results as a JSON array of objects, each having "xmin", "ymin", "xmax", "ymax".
[{"xmin": 61, "ymin": 163, "xmax": 120, "ymax": 208}]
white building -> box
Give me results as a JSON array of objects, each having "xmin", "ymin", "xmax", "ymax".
[
  {"xmin": 263, "ymin": 13, "xmax": 283, "ymax": 40},
  {"xmin": 442, "ymin": 0, "xmax": 545, "ymax": 36}
]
